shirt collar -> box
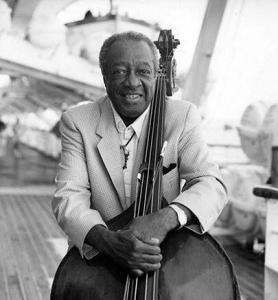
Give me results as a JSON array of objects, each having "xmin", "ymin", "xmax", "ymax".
[{"xmin": 109, "ymin": 99, "xmax": 149, "ymax": 138}]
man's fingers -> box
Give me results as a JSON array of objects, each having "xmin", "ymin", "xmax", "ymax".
[
  {"xmin": 135, "ymin": 240, "xmax": 161, "ymax": 255},
  {"xmin": 130, "ymin": 261, "xmax": 161, "ymax": 276},
  {"xmin": 138, "ymin": 237, "xmax": 160, "ymax": 245},
  {"xmin": 132, "ymin": 253, "xmax": 162, "ymax": 264},
  {"xmin": 140, "ymin": 262, "xmax": 161, "ymax": 272},
  {"xmin": 146, "ymin": 237, "xmax": 160, "ymax": 245},
  {"xmin": 132, "ymin": 230, "xmax": 161, "ymax": 246},
  {"xmin": 111, "ymin": 231, "xmax": 163, "ymax": 275},
  {"xmin": 130, "ymin": 269, "xmax": 144, "ymax": 277},
  {"xmin": 123, "ymin": 232, "xmax": 160, "ymax": 254}
]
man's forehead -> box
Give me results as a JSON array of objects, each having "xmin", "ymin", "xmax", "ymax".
[
  {"xmin": 107, "ymin": 40, "xmax": 154, "ymax": 60},
  {"xmin": 111, "ymin": 61, "xmax": 152, "ymax": 67},
  {"xmin": 111, "ymin": 38, "xmax": 150, "ymax": 48}
]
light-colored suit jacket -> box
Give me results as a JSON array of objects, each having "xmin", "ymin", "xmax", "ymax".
[{"xmin": 52, "ymin": 96, "xmax": 227, "ymax": 258}]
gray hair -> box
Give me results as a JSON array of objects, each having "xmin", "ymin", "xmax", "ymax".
[{"xmin": 99, "ymin": 31, "xmax": 159, "ymax": 78}]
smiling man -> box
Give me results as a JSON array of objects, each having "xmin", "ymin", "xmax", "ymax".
[
  {"xmin": 52, "ymin": 31, "xmax": 228, "ymax": 279},
  {"xmin": 101, "ymin": 35, "xmax": 157, "ymax": 124}
]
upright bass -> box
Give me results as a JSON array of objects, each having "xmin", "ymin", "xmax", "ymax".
[{"xmin": 51, "ymin": 30, "xmax": 240, "ymax": 300}]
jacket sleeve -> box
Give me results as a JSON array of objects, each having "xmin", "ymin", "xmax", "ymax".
[
  {"xmin": 52, "ymin": 111, "xmax": 106, "ymax": 258},
  {"xmin": 172, "ymin": 103, "xmax": 228, "ymax": 233}
]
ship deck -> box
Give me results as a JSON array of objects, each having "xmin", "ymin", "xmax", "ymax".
[
  {"xmin": 0, "ymin": 187, "xmax": 264, "ymax": 300},
  {"xmin": 0, "ymin": 145, "xmax": 264, "ymax": 300}
]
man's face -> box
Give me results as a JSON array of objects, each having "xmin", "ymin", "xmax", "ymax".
[{"xmin": 104, "ymin": 40, "xmax": 157, "ymax": 121}]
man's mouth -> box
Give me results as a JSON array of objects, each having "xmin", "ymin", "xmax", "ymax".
[{"xmin": 122, "ymin": 93, "xmax": 143, "ymax": 101}]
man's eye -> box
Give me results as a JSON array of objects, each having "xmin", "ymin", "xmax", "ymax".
[
  {"xmin": 138, "ymin": 69, "xmax": 151, "ymax": 75},
  {"xmin": 112, "ymin": 69, "xmax": 127, "ymax": 75}
]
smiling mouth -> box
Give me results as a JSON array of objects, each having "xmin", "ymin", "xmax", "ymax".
[{"xmin": 122, "ymin": 93, "xmax": 143, "ymax": 101}]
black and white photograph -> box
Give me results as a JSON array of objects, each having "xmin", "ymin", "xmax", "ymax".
[{"xmin": 0, "ymin": 0, "xmax": 277, "ymax": 299}]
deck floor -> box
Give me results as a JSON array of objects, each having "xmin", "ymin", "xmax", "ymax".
[{"xmin": 0, "ymin": 187, "xmax": 264, "ymax": 300}]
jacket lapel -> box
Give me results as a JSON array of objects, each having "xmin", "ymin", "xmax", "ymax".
[{"xmin": 96, "ymin": 98, "xmax": 126, "ymax": 209}]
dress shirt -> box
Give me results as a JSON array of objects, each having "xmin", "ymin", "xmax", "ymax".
[{"xmin": 110, "ymin": 101, "xmax": 149, "ymax": 208}]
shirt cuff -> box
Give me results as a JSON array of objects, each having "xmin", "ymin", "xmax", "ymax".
[
  {"xmin": 169, "ymin": 203, "xmax": 188, "ymax": 229},
  {"xmin": 81, "ymin": 223, "xmax": 108, "ymax": 260}
]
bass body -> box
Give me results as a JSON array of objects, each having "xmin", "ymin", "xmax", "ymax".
[{"xmin": 51, "ymin": 204, "xmax": 240, "ymax": 300}]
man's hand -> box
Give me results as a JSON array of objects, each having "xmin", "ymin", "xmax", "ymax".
[
  {"xmin": 103, "ymin": 228, "xmax": 162, "ymax": 276},
  {"xmin": 127, "ymin": 207, "xmax": 179, "ymax": 244},
  {"xmin": 86, "ymin": 207, "xmax": 179, "ymax": 276},
  {"xmin": 87, "ymin": 225, "xmax": 162, "ymax": 276}
]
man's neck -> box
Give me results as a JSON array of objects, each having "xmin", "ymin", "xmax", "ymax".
[
  {"xmin": 108, "ymin": 99, "xmax": 149, "ymax": 128},
  {"xmin": 120, "ymin": 115, "xmax": 138, "ymax": 127}
]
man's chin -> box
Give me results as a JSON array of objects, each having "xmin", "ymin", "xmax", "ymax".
[
  {"xmin": 120, "ymin": 95, "xmax": 145, "ymax": 107},
  {"xmin": 122, "ymin": 111, "xmax": 141, "ymax": 120},
  {"xmin": 121, "ymin": 106, "xmax": 146, "ymax": 120}
]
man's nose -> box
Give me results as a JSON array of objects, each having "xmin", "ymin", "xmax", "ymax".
[{"xmin": 125, "ymin": 71, "xmax": 141, "ymax": 88}]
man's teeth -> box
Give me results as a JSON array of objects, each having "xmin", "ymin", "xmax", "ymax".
[{"xmin": 125, "ymin": 94, "xmax": 140, "ymax": 99}]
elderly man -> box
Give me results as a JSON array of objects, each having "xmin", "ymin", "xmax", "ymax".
[{"xmin": 52, "ymin": 31, "xmax": 227, "ymax": 277}]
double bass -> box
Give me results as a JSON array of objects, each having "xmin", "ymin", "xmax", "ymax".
[{"xmin": 51, "ymin": 30, "xmax": 240, "ymax": 300}]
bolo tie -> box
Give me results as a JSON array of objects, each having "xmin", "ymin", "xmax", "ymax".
[{"xmin": 120, "ymin": 131, "xmax": 136, "ymax": 169}]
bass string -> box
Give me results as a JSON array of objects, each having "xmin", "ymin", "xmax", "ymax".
[
  {"xmin": 150, "ymin": 75, "xmax": 165, "ymax": 214},
  {"xmin": 140, "ymin": 75, "xmax": 165, "ymax": 300},
  {"xmin": 146, "ymin": 76, "xmax": 165, "ymax": 300},
  {"xmin": 124, "ymin": 74, "xmax": 166, "ymax": 300},
  {"xmin": 156, "ymin": 77, "xmax": 166, "ymax": 213},
  {"xmin": 122, "ymin": 74, "xmax": 161, "ymax": 299},
  {"xmin": 147, "ymin": 75, "xmax": 163, "ymax": 214},
  {"xmin": 123, "ymin": 276, "xmax": 130, "ymax": 300},
  {"xmin": 124, "ymin": 77, "xmax": 162, "ymax": 300},
  {"xmin": 123, "ymin": 274, "xmax": 138, "ymax": 300},
  {"xmin": 147, "ymin": 75, "xmax": 166, "ymax": 300},
  {"xmin": 142, "ymin": 75, "xmax": 163, "ymax": 216},
  {"xmin": 148, "ymin": 78, "xmax": 165, "ymax": 300},
  {"xmin": 132, "ymin": 76, "xmax": 156, "ymax": 218},
  {"xmin": 140, "ymin": 75, "xmax": 161, "ymax": 215},
  {"xmin": 133, "ymin": 75, "xmax": 161, "ymax": 218},
  {"xmin": 138, "ymin": 74, "xmax": 165, "ymax": 217},
  {"xmin": 142, "ymin": 74, "xmax": 165, "ymax": 216}
]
